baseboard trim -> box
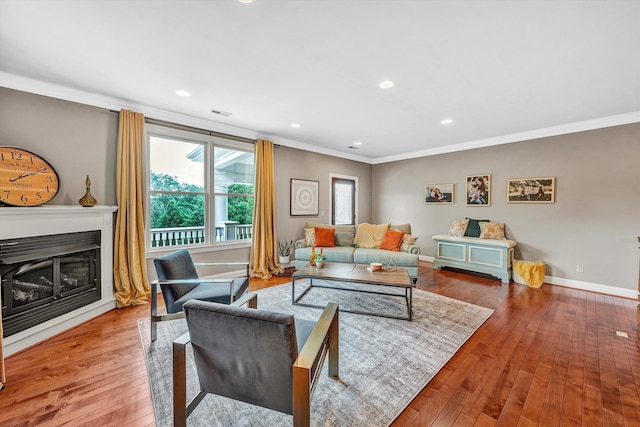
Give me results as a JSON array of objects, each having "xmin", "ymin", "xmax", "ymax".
[
  {"xmin": 544, "ymin": 276, "xmax": 639, "ymax": 300},
  {"xmin": 419, "ymin": 255, "xmax": 639, "ymax": 300}
]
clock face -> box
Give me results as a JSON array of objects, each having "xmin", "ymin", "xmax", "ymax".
[{"xmin": 0, "ymin": 147, "xmax": 60, "ymax": 206}]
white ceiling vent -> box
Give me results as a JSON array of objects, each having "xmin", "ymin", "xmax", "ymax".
[{"xmin": 211, "ymin": 109, "xmax": 232, "ymax": 117}]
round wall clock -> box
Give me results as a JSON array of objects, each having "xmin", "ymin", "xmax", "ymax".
[{"xmin": 0, "ymin": 146, "xmax": 60, "ymax": 206}]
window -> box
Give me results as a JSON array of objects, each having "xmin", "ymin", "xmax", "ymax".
[
  {"xmin": 330, "ymin": 174, "xmax": 357, "ymax": 225},
  {"xmin": 147, "ymin": 125, "xmax": 254, "ymax": 249}
]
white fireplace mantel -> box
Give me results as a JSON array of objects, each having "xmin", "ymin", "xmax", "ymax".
[{"xmin": 1, "ymin": 205, "xmax": 118, "ymax": 356}]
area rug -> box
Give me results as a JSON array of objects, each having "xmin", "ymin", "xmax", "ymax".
[{"xmin": 139, "ymin": 280, "xmax": 493, "ymax": 427}]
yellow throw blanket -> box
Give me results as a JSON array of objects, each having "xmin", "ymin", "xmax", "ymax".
[{"xmin": 513, "ymin": 260, "xmax": 545, "ymax": 288}]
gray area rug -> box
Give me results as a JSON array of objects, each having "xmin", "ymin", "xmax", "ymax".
[{"xmin": 139, "ymin": 280, "xmax": 493, "ymax": 427}]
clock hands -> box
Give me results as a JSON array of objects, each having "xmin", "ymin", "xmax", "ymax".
[{"xmin": 9, "ymin": 166, "xmax": 47, "ymax": 182}]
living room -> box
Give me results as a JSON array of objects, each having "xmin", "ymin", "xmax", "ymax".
[{"xmin": 1, "ymin": 1, "xmax": 639, "ymax": 426}]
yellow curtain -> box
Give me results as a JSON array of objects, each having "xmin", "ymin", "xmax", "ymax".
[
  {"xmin": 250, "ymin": 139, "xmax": 283, "ymax": 279},
  {"xmin": 113, "ymin": 109, "xmax": 150, "ymax": 307}
]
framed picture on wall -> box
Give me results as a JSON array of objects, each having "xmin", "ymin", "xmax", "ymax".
[
  {"xmin": 290, "ymin": 178, "xmax": 319, "ymax": 216},
  {"xmin": 424, "ymin": 183, "xmax": 454, "ymax": 203},
  {"xmin": 466, "ymin": 174, "xmax": 491, "ymax": 206},
  {"xmin": 507, "ymin": 177, "xmax": 556, "ymax": 203}
]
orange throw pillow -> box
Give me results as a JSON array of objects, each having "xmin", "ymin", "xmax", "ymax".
[
  {"xmin": 379, "ymin": 230, "xmax": 405, "ymax": 251},
  {"xmin": 314, "ymin": 227, "xmax": 335, "ymax": 247}
]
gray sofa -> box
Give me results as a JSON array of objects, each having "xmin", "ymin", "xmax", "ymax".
[{"xmin": 294, "ymin": 222, "xmax": 420, "ymax": 283}]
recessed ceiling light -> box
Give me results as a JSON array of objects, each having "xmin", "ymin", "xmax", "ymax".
[
  {"xmin": 379, "ymin": 80, "xmax": 394, "ymax": 89},
  {"xmin": 237, "ymin": 0, "xmax": 255, "ymax": 4},
  {"xmin": 174, "ymin": 89, "xmax": 191, "ymax": 97},
  {"xmin": 440, "ymin": 119, "xmax": 453, "ymax": 125},
  {"xmin": 353, "ymin": 141, "xmax": 363, "ymax": 146},
  {"xmin": 290, "ymin": 123, "xmax": 300, "ymax": 128}
]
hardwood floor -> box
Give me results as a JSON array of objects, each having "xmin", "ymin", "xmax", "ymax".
[{"xmin": 1, "ymin": 262, "xmax": 638, "ymax": 426}]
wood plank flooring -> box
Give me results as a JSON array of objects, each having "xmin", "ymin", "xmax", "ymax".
[{"xmin": 1, "ymin": 262, "xmax": 638, "ymax": 426}]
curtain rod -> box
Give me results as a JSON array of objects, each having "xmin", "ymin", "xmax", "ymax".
[{"xmin": 109, "ymin": 109, "xmax": 256, "ymax": 145}]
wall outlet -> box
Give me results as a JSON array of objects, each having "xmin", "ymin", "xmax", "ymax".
[{"xmin": 576, "ymin": 264, "xmax": 584, "ymax": 273}]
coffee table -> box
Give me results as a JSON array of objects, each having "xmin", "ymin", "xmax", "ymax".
[{"xmin": 291, "ymin": 262, "xmax": 413, "ymax": 320}]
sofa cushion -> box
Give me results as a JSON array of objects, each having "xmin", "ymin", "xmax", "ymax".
[
  {"xmin": 353, "ymin": 223, "xmax": 389, "ymax": 248},
  {"xmin": 478, "ymin": 222, "xmax": 506, "ymax": 240},
  {"xmin": 295, "ymin": 246, "xmax": 355, "ymax": 263},
  {"xmin": 353, "ymin": 248, "xmax": 419, "ymax": 267},
  {"xmin": 390, "ymin": 224, "xmax": 412, "ymax": 235},
  {"xmin": 314, "ymin": 227, "xmax": 335, "ymax": 247},
  {"xmin": 378, "ymin": 230, "xmax": 405, "ymax": 251},
  {"xmin": 465, "ymin": 218, "xmax": 489, "ymax": 238},
  {"xmin": 400, "ymin": 233, "xmax": 418, "ymax": 252},
  {"xmin": 304, "ymin": 227, "xmax": 315, "ymax": 246},
  {"xmin": 305, "ymin": 222, "xmax": 356, "ymax": 247}
]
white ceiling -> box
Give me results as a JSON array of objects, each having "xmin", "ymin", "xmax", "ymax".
[{"xmin": 1, "ymin": 0, "xmax": 639, "ymax": 163}]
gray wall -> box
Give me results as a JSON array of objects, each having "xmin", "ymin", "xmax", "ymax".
[
  {"xmin": 274, "ymin": 146, "xmax": 372, "ymax": 245},
  {"xmin": 2, "ymin": 87, "xmax": 638, "ymax": 293},
  {"xmin": 373, "ymin": 123, "xmax": 640, "ymax": 292}
]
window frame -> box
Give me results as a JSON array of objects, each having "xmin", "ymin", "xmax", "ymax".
[{"xmin": 145, "ymin": 124, "xmax": 254, "ymax": 252}]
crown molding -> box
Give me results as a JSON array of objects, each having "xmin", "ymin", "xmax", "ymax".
[
  {"xmin": 0, "ymin": 72, "xmax": 371, "ymax": 163},
  {"xmin": 373, "ymin": 111, "xmax": 640, "ymax": 164},
  {"xmin": 2, "ymin": 72, "xmax": 637, "ymax": 166}
]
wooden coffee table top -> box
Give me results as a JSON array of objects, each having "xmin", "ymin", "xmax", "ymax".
[{"xmin": 293, "ymin": 262, "xmax": 412, "ymax": 288}]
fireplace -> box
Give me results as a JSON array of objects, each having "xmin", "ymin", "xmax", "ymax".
[
  {"xmin": 1, "ymin": 231, "xmax": 101, "ymax": 337},
  {"xmin": 0, "ymin": 205, "xmax": 117, "ymax": 356}
]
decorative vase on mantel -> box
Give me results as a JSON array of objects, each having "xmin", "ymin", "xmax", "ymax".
[{"xmin": 79, "ymin": 175, "xmax": 97, "ymax": 207}]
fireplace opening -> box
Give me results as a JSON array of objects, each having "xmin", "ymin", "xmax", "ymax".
[{"xmin": 1, "ymin": 230, "xmax": 101, "ymax": 338}]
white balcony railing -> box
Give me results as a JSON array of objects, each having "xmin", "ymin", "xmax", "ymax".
[{"xmin": 150, "ymin": 224, "xmax": 252, "ymax": 248}]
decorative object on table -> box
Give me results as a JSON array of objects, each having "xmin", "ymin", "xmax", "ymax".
[
  {"xmin": 277, "ymin": 239, "xmax": 293, "ymax": 264},
  {"xmin": 382, "ymin": 256, "xmax": 398, "ymax": 272},
  {"xmin": 309, "ymin": 245, "xmax": 317, "ymax": 266},
  {"xmin": 466, "ymin": 174, "xmax": 491, "ymax": 206},
  {"xmin": 424, "ymin": 183, "xmax": 454, "ymax": 203},
  {"xmin": 314, "ymin": 250, "xmax": 326, "ymax": 268},
  {"xmin": 290, "ymin": 178, "xmax": 319, "ymax": 216},
  {"xmin": 79, "ymin": 175, "xmax": 97, "ymax": 207},
  {"xmin": 368, "ymin": 262, "xmax": 383, "ymax": 272},
  {"xmin": 507, "ymin": 177, "xmax": 555, "ymax": 203},
  {"xmin": 0, "ymin": 146, "xmax": 59, "ymax": 206}
]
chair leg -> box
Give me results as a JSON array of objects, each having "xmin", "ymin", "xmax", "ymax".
[
  {"xmin": 328, "ymin": 308, "xmax": 339, "ymax": 378},
  {"xmin": 151, "ymin": 283, "xmax": 158, "ymax": 342},
  {"xmin": 173, "ymin": 333, "xmax": 189, "ymax": 427},
  {"xmin": 292, "ymin": 365, "xmax": 311, "ymax": 427}
]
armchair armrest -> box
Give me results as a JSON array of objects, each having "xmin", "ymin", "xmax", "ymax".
[
  {"xmin": 173, "ymin": 332, "xmax": 207, "ymax": 427},
  {"xmin": 231, "ymin": 291, "xmax": 258, "ymax": 309},
  {"xmin": 194, "ymin": 261, "xmax": 250, "ymax": 276},
  {"xmin": 292, "ymin": 302, "xmax": 339, "ymax": 426}
]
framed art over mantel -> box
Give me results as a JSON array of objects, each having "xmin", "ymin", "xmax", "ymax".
[{"xmin": 290, "ymin": 178, "xmax": 319, "ymax": 216}]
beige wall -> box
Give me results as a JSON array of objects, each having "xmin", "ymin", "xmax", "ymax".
[
  {"xmin": 274, "ymin": 146, "xmax": 372, "ymax": 245},
  {"xmin": 0, "ymin": 88, "xmax": 118, "ymax": 205},
  {"xmin": 2, "ymin": 87, "xmax": 638, "ymax": 294},
  {"xmin": 373, "ymin": 123, "xmax": 640, "ymax": 292}
]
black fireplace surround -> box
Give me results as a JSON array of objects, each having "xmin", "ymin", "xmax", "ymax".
[{"xmin": 1, "ymin": 230, "xmax": 101, "ymax": 338}]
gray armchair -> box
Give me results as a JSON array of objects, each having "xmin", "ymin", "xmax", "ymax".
[
  {"xmin": 151, "ymin": 248, "xmax": 249, "ymax": 342},
  {"xmin": 173, "ymin": 293, "xmax": 339, "ymax": 427}
]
